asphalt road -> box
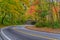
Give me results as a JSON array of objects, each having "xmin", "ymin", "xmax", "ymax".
[
  {"xmin": 0, "ymin": 29, "xmax": 4, "ymax": 40},
  {"xmin": 1, "ymin": 25, "xmax": 60, "ymax": 40}
]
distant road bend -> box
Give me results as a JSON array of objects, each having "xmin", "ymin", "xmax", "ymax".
[{"xmin": 1, "ymin": 25, "xmax": 60, "ymax": 40}]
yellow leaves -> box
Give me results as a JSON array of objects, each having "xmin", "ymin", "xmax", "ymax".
[
  {"xmin": 16, "ymin": 4, "xmax": 23, "ymax": 10},
  {"xmin": 13, "ymin": 0, "xmax": 20, "ymax": 3},
  {"xmin": 10, "ymin": 9, "xmax": 20, "ymax": 19},
  {"xmin": 8, "ymin": 4, "xmax": 20, "ymax": 18},
  {"xmin": 20, "ymin": 0, "xmax": 30, "ymax": 7},
  {"xmin": 9, "ymin": 5, "xmax": 15, "ymax": 10},
  {"xmin": 0, "ymin": 0, "xmax": 3, "ymax": 2},
  {"xmin": 22, "ymin": 0, "xmax": 30, "ymax": 4}
]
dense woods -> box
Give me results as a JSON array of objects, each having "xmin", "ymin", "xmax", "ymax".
[{"xmin": 0, "ymin": 0, "xmax": 60, "ymax": 28}]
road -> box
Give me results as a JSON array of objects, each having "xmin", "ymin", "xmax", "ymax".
[
  {"xmin": 0, "ymin": 29, "xmax": 4, "ymax": 40},
  {"xmin": 0, "ymin": 25, "xmax": 60, "ymax": 40}
]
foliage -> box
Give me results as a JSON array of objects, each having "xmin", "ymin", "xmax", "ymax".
[
  {"xmin": 35, "ymin": 21, "xmax": 60, "ymax": 28},
  {"xmin": 0, "ymin": 0, "xmax": 28, "ymax": 25},
  {"xmin": 52, "ymin": 22, "xmax": 60, "ymax": 28},
  {"xmin": 40, "ymin": 10, "xmax": 48, "ymax": 18},
  {"xmin": 0, "ymin": 0, "xmax": 60, "ymax": 28},
  {"xmin": 35, "ymin": 0, "xmax": 60, "ymax": 28}
]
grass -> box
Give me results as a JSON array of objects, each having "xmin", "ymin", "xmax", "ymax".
[
  {"xmin": 0, "ymin": 24, "xmax": 13, "ymax": 28},
  {"xmin": 0, "ymin": 24, "xmax": 20, "ymax": 28},
  {"xmin": 0, "ymin": 25, "xmax": 6, "ymax": 28}
]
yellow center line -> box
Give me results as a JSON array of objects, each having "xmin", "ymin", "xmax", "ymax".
[{"xmin": 13, "ymin": 28, "xmax": 58, "ymax": 40}]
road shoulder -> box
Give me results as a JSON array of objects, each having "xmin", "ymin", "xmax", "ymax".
[{"xmin": 25, "ymin": 26, "xmax": 60, "ymax": 34}]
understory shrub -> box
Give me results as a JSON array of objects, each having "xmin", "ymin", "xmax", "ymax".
[
  {"xmin": 52, "ymin": 22, "xmax": 60, "ymax": 28},
  {"xmin": 35, "ymin": 22, "xmax": 60, "ymax": 28}
]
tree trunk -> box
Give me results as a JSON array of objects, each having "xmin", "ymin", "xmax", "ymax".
[
  {"xmin": 1, "ymin": 13, "xmax": 6, "ymax": 24},
  {"xmin": 51, "ymin": 0, "xmax": 58, "ymax": 22}
]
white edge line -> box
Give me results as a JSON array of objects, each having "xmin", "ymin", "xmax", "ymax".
[
  {"xmin": 1, "ymin": 28, "xmax": 11, "ymax": 40},
  {"xmin": 0, "ymin": 25, "xmax": 33, "ymax": 40}
]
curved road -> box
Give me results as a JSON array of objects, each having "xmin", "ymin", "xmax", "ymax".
[
  {"xmin": 0, "ymin": 29, "xmax": 4, "ymax": 40},
  {"xmin": 1, "ymin": 25, "xmax": 60, "ymax": 40}
]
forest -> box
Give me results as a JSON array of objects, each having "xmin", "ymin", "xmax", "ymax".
[{"xmin": 0, "ymin": 0, "xmax": 60, "ymax": 28}]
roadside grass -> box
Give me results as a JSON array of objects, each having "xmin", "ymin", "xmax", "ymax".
[
  {"xmin": 0, "ymin": 24, "xmax": 14, "ymax": 28},
  {"xmin": 0, "ymin": 24, "xmax": 20, "ymax": 28},
  {"xmin": 0, "ymin": 25, "xmax": 7, "ymax": 28}
]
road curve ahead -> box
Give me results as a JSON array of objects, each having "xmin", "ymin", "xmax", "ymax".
[{"xmin": 1, "ymin": 25, "xmax": 60, "ymax": 40}]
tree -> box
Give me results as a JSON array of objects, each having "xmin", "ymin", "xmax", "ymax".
[{"xmin": 0, "ymin": 0, "xmax": 28, "ymax": 25}]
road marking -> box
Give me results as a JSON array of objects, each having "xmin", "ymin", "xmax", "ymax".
[
  {"xmin": 1, "ymin": 28, "xmax": 11, "ymax": 40},
  {"xmin": 14, "ymin": 29, "xmax": 58, "ymax": 40},
  {"xmin": 0, "ymin": 25, "xmax": 58, "ymax": 40}
]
